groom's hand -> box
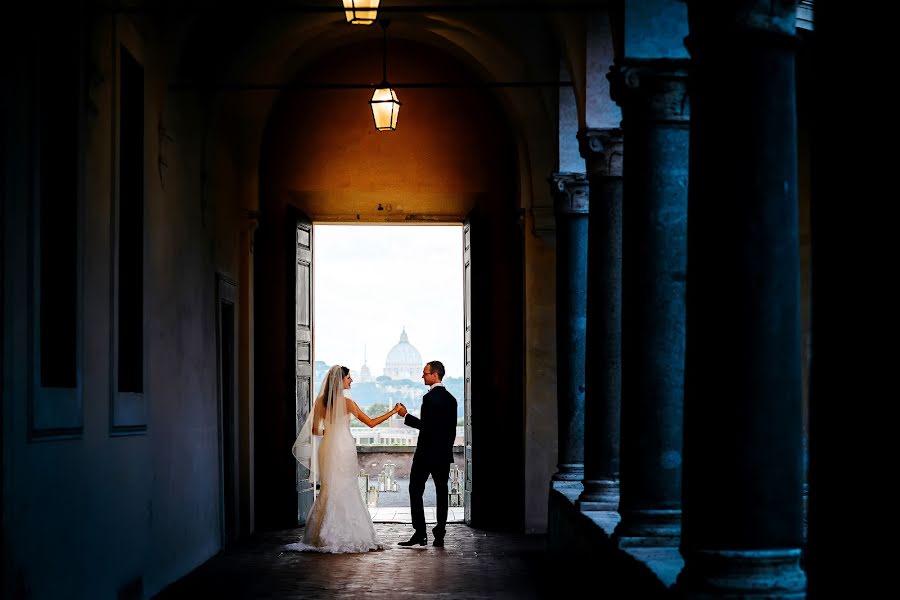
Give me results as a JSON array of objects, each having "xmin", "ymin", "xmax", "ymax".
[{"xmin": 398, "ymin": 403, "xmax": 408, "ymax": 417}]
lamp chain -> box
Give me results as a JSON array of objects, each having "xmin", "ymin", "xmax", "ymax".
[{"xmin": 381, "ymin": 18, "xmax": 389, "ymax": 84}]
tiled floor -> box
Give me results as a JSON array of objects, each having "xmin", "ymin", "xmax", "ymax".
[
  {"xmin": 154, "ymin": 523, "xmax": 565, "ymax": 599},
  {"xmin": 153, "ymin": 522, "xmax": 651, "ymax": 599},
  {"xmin": 368, "ymin": 506, "xmax": 465, "ymax": 523}
]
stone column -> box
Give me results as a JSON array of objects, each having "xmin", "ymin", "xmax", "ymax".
[
  {"xmin": 548, "ymin": 173, "xmax": 589, "ymax": 483},
  {"xmin": 677, "ymin": 2, "xmax": 806, "ymax": 597},
  {"xmin": 576, "ymin": 128, "xmax": 623, "ymax": 512},
  {"xmin": 609, "ymin": 60, "xmax": 689, "ymax": 546}
]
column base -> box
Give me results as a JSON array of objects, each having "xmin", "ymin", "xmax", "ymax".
[
  {"xmin": 549, "ymin": 479, "xmax": 583, "ymax": 510},
  {"xmin": 676, "ymin": 548, "xmax": 806, "ymax": 599},
  {"xmin": 576, "ymin": 479, "xmax": 619, "ymax": 512},
  {"xmin": 613, "ymin": 509, "xmax": 681, "ymax": 547},
  {"xmin": 552, "ymin": 463, "xmax": 585, "ymax": 482}
]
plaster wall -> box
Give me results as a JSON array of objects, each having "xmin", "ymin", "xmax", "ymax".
[
  {"xmin": 262, "ymin": 38, "xmax": 515, "ymax": 221},
  {"xmin": 1, "ymin": 15, "xmax": 240, "ymax": 598},
  {"xmin": 523, "ymin": 214, "xmax": 558, "ymax": 533},
  {"xmin": 623, "ymin": 0, "xmax": 690, "ymax": 60},
  {"xmin": 586, "ymin": 11, "xmax": 622, "ymax": 129},
  {"xmin": 559, "ymin": 62, "xmax": 582, "ymax": 173}
]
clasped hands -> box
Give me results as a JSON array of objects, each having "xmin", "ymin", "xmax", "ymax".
[{"xmin": 392, "ymin": 402, "xmax": 408, "ymax": 417}]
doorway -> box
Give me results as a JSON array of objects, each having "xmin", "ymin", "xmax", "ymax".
[
  {"xmin": 311, "ymin": 224, "xmax": 466, "ymax": 524},
  {"xmin": 216, "ymin": 275, "xmax": 239, "ymax": 545},
  {"xmin": 252, "ymin": 33, "xmax": 523, "ymax": 531}
]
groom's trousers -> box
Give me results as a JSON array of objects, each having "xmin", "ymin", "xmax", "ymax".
[{"xmin": 408, "ymin": 460, "xmax": 451, "ymax": 534}]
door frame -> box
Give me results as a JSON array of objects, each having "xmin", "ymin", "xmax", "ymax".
[
  {"xmin": 288, "ymin": 208, "xmax": 314, "ymax": 524},
  {"xmin": 463, "ymin": 218, "xmax": 473, "ymax": 525},
  {"xmin": 216, "ymin": 273, "xmax": 239, "ymax": 546}
]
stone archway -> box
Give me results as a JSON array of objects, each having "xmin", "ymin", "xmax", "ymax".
[
  {"xmin": 174, "ymin": 5, "xmax": 567, "ymax": 533},
  {"xmin": 252, "ymin": 36, "xmax": 524, "ymax": 530}
]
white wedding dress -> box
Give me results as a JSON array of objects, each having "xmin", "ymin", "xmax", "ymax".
[{"xmin": 285, "ymin": 413, "xmax": 384, "ymax": 553}]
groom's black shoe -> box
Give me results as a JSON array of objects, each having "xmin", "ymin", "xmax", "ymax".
[
  {"xmin": 432, "ymin": 526, "xmax": 445, "ymax": 547},
  {"xmin": 398, "ymin": 532, "xmax": 427, "ymax": 547}
]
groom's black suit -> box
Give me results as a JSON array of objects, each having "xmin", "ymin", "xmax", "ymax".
[{"xmin": 404, "ymin": 384, "xmax": 458, "ymax": 541}]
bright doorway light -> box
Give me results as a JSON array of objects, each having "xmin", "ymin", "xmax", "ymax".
[
  {"xmin": 313, "ymin": 224, "xmax": 463, "ymax": 394},
  {"xmin": 313, "ymin": 224, "xmax": 466, "ymax": 522}
]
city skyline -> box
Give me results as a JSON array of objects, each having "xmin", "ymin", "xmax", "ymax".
[{"xmin": 313, "ymin": 225, "xmax": 464, "ymax": 379}]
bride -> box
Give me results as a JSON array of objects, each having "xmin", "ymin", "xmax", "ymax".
[{"xmin": 287, "ymin": 365, "xmax": 400, "ymax": 553}]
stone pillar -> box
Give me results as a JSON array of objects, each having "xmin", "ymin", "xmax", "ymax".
[
  {"xmin": 609, "ymin": 60, "xmax": 689, "ymax": 546},
  {"xmin": 548, "ymin": 172, "xmax": 589, "ymax": 483},
  {"xmin": 576, "ymin": 128, "xmax": 623, "ymax": 512},
  {"xmin": 677, "ymin": 2, "xmax": 806, "ymax": 597}
]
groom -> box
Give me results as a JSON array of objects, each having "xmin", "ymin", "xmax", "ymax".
[{"xmin": 397, "ymin": 360, "xmax": 458, "ymax": 547}]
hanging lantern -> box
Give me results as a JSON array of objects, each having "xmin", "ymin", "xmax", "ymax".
[
  {"xmin": 368, "ymin": 19, "xmax": 400, "ymax": 131},
  {"xmin": 343, "ymin": 0, "xmax": 379, "ymax": 25},
  {"xmin": 369, "ymin": 88, "xmax": 401, "ymax": 130}
]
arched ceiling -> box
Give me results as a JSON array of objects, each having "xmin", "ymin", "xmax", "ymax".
[
  {"xmin": 164, "ymin": 2, "xmax": 601, "ymax": 215},
  {"xmin": 260, "ymin": 37, "xmax": 518, "ymax": 221}
]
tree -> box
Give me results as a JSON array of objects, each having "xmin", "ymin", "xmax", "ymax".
[{"xmin": 350, "ymin": 402, "xmax": 391, "ymax": 428}]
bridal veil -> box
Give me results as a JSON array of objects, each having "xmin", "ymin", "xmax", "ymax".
[{"xmin": 292, "ymin": 365, "xmax": 351, "ymax": 490}]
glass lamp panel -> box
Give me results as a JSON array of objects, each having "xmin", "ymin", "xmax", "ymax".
[
  {"xmin": 370, "ymin": 87, "xmax": 401, "ymax": 131},
  {"xmin": 343, "ymin": 0, "xmax": 379, "ymax": 25}
]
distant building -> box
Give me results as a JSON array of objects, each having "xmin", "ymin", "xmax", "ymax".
[
  {"xmin": 358, "ymin": 363, "xmax": 372, "ymax": 382},
  {"xmin": 359, "ymin": 347, "xmax": 373, "ymax": 382},
  {"xmin": 351, "ymin": 424, "xmax": 465, "ymax": 447},
  {"xmin": 383, "ymin": 327, "xmax": 423, "ymax": 380},
  {"xmin": 312, "ymin": 360, "xmax": 330, "ymax": 397}
]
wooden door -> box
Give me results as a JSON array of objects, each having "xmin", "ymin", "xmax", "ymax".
[
  {"xmin": 291, "ymin": 213, "xmax": 314, "ymax": 524},
  {"xmin": 463, "ymin": 218, "xmax": 473, "ymax": 524}
]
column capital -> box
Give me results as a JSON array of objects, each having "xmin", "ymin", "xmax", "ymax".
[
  {"xmin": 608, "ymin": 59, "xmax": 690, "ymax": 124},
  {"xmin": 548, "ymin": 172, "xmax": 589, "ymax": 216},
  {"xmin": 578, "ymin": 127, "xmax": 624, "ymax": 179}
]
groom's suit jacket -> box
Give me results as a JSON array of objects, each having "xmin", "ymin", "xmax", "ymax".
[{"xmin": 404, "ymin": 385, "xmax": 458, "ymax": 465}]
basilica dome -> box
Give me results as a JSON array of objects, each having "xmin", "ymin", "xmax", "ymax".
[{"xmin": 384, "ymin": 328, "xmax": 423, "ymax": 380}]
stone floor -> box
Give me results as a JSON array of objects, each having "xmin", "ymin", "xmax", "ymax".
[
  {"xmin": 367, "ymin": 477, "xmax": 436, "ymax": 507},
  {"xmin": 355, "ymin": 476, "xmax": 467, "ymax": 523},
  {"xmin": 369, "ymin": 506, "xmax": 465, "ymax": 523},
  {"xmin": 153, "ymin": 523, "xmax": 634, "ymax": 599}
]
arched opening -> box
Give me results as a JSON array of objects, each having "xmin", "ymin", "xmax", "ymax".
[
  {"xmin": 311, "ymin": 223, "xmax": 465, "ymax": 525},
  {"xmin": 253, "ymin": 36, "xmax": 525, "ymax": 531}
]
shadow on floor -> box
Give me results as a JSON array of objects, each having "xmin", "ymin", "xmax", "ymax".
[{"xmin": 154, "ymin": 524, "xmax": 665, "ymax": 599}]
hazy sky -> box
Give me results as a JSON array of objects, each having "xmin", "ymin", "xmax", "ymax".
[{"xmin": 313, "ymin": 224, "xmax": 464, "ymax": 379}]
